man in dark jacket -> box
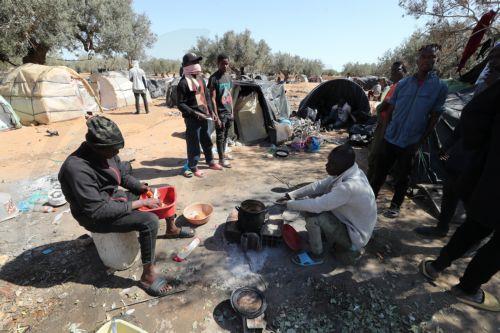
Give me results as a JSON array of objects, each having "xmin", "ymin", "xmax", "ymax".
[
  {"xmin": 419, "ymin": 80, "xmax": 500, "ymax": 312},
  {"xmin": 59, "ymin": 116, "xmax": 189, "ymax": 296},
  {"xmin": 177, "ymin": 53, "xmax": 222, "ymax": 178}
]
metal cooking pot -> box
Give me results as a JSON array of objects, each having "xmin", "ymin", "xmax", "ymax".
[{"xmin": 236, "ymin": 200, "xmax": 267, "ymax": 233}]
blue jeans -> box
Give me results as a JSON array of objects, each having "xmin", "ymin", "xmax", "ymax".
[{"xmin": 184, "ymin": 117, "xmax": 214, "ymax": 170}]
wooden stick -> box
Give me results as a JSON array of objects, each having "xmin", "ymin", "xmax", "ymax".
[{"xmin": 106, "ymin": 288, "xmax": 187, "ymax": 312}]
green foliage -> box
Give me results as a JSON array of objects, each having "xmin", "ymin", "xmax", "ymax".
[
  {"xmin": 341, "ymin": 62, "xmax": 380, "ymax": 76},
  {"xmin": 0, "ymin": 0, "xmax": 156, "ymax": 65},
  {"xmin": 323, "ymin": 68, "xmax": 340, "ymax": 76},
  {"xmin": 189, "ymin": 30, "xmax": 323, "ymax": 78}
]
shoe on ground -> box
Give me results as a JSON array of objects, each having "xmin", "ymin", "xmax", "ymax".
[
  {"xmin": 193, "ymin": 169, "xmax": 204, "ymax": 178},
  {"xmin": 450, "ymin": 286, "xmax": 500, "ymax": 312},
  {"xmin": 383, "ymin": 204, "xmax": 400, "ymax": 219},
  {"xmin": 209, "ymin": 162, "xmax": 223, "ymax": 171},
  {"xmin": 419, "ymin": 258, "xmax": 439, "ymax": 281},
  {"xmin": 415, "ymin": 226, "xmax": 448, "ymax": 238},
  {"xmin": 220, "ymin": 159, "xmax": 232, "ymax": 168},
  {"xmin": 134, "ymin": 111, "xmax": 140, "ymax": 114}
]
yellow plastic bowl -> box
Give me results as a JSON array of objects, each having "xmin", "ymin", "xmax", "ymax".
[{"xmin": 183, "ymin": 203, "xmax": 213, "ymax": 226}]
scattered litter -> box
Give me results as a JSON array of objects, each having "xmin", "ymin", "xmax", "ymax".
[
  {"xmin": 58, "ymin": 292, "xmax": 69, "ymax": 299},
  {"xmin": 52, "ymin": 209, "xmax": 71, "ymax": 225},
  {"xmin": 46, "ymin": 129, "xmax": 59, "ymax": 136},
  {"xmin": 125, "ymin": 309, "xmax": 135, "ymax": 315},
  {"xmin": 33, "ymin": 205, "xmax": 55, "ymax": 213},
  {"xmin": 48, "ymin": 189, "xmax": 66, "ymax": 207},
  {"xmin": 111, "ymin": 302, "xmax": 116, "ymax": 310},
  {"xmin": 67, "ymin": 322, "xmax": 86, "ymax": 333},
  {"xmin": 41, "ymin": 248, "xmax": 54, "ymax": 255},
  {"xmin": 173, "ymin": 237, "xmax": 200, "ymax": 262}
]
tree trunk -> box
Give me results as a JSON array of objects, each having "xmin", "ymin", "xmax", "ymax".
[{"xmin": 22, "ymin": 43, "xmax": 50, "ymax": 64}]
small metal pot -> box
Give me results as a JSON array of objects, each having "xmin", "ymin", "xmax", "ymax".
[
  {"xmin": 230, "ymin": 287, "xmax": 267, "ymax": 319},
  {"xmin": 236, "ymin": 200, "xmax": 267, "ymax": 233}
]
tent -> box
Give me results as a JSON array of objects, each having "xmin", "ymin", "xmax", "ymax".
[
  {"xmin": 298, "ymin": 79, "xmax": 371, "ymax": 124},
  {"xmin": 352, "ymin": 76, "xmax": 380, "ymax": 90},
  {"xmin": 0, "ymin": 95, "xmax": 21, "ymax": 131},
  {"xmin": 296, "ymin": 74, "xmax": 309, "ymax": 83},
  {"xmin": 232, "ymin": 80, "xmax": 291, "ymax": 144},
  {"xmin": 90, "ymin": 71, "xmax": 138, "ymax": 110},
  {"xmin": 148, "ymin": 78, "xmax": 173, "ymax": 99},
  {"xmin": 0, "ymin": 64, "xmax": 100, "ymax": 125},
  {"xmin": 412, "ymin": 84, "xmax": 474, "ymax": 184},
  {"xmin": 165, "ymin": 77, "xmax": 181, "ymax": 107}
]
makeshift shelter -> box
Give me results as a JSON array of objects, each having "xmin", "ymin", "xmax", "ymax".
[
  {"xmin": 0, "ymin": 64, "xmax": 100, "ymax": 125},
  {"xmin": 298, "ymin": 79, "xmax": 371, "ymax": 124},
  {"xmin": 352, "ymin": 76, "xmax": 379, "ymax": 90},
  {"xmin": 412, "ymin": 85, "xmax": 474, "ymax": 184},
  {"xmin": 148, "ymin": 78, "xmax": 172, "ymax": 99},
  {"xmin": 232, "ymin": 80, "xmax": 291, "ymax": 144},
  {"xmin": 297, "ymin": 74, "xmax": 309, "ymax": 83},
  {"xmin": 0, "ymin": 95, "xmax": 21, "ymax": 131},
  {"xmin": 90, "ymin": 71, "xmax": 137, "ymax": 110},
  {"xmin": 165, "ymin": 77, "xmax": 181, "ymax": 107}
]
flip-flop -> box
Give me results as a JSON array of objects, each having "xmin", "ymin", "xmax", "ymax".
[
  {"xmin": 383, "ymin": 208, "xmax": 400, "ymax": 219},
  {"xmin": 183, "ymin": 169, "xmax": 193, "ymax": 178},
  {"xmin": 454, "ymin": 289, "xmax": 500, "ymax": 312},
  {"xmin": 165, "ymin": 226, "xmax": 195, "ymax": 239},
  {"xmin": 139, "ymin": 276, "xmax": 173, "ymax": 297},
  {"xmin": 291, "ymin": 251, "xmax": 324, "ymax": 267},
  {"xmin": 419, "ymin": 259, "xmax": 438, "ymax": 281}
]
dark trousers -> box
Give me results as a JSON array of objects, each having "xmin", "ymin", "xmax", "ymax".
[
  {"xmin": 85, "ymin": 210, "xmax": 159, "ymax": 265},
  {"xmin": 437, "ymin": 175, "xmax": 461, "ymax": 231},
  {"xmin": 215, "ymin": 116, "xmax": 233, "ymax": 160},
  {"xmin": 370, "ymin": 139, "xmax": 415, "ymax": 207},
  {"xmin": 184, "ymin": 117, "xmax": 214, "ymax": 170},
  {"xmin": 367, "ymin": 123, "xmax": 385, "ymax": 182},
  {"xmin": 134, "ymin": 92, "xmax": 149, "ymax": 113},
  {"xmin": 432, "ymin": 218, "xmax": 499, "ymax": 294}
]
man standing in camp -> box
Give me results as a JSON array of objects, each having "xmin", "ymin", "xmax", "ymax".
[
  {"xmin": 208, "ymin": 54, "xmax": 234, "ymax": 168},
  {"xmin": 177, "ymin": 53, "xmax": 223, "ymax": 178},
  {"xmin": 370, "ymin": 44, "xmax": 448, "ymax": 218},
  {"xmin": 366, "ymin": 61, "xmax": 407, "ymax": 182},
  {"xmin": 129, "ymin": 60, "xmax": 149, "ymax": 114}
]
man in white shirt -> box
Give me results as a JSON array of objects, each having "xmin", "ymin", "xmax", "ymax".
[
  {"xmin": 129, "ymin": 60, "xmax": 149, "ymax": 114},
  {"xmin": 277, "ymin": 144, "xmax": 377, "ymax": 266}
]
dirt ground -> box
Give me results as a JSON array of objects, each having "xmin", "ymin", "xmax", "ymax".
[{"xmin": 0, "ymin": 84, "xmax": 499, "ymax": 333}]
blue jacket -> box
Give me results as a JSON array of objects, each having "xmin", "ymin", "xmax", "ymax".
[{"xmin": 385, "ymin": 72, "xmax": 448, "ymax": 148}]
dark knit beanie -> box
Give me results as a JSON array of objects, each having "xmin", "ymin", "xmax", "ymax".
[{"xmin": 85, "ymin": 116, "xmax": 124, "ymax": 149}]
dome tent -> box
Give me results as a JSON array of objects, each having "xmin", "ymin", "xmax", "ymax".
[
  {"xmin": 0, "ymin": 64, "xmax": 101, "ymax": 125},
  {"xmin": 90, "ymin": 71, "xmax": 149, "ymax": 110},
  {"xmin": 0, "ymin": 95, "xmax": 21, "ymax": 131},
  {"xmin": 298, "ymin": 79, "xmax": 371, "ymax": 123}
]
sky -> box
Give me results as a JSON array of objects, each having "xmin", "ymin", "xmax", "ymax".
[{"xmin": 132, "ymin": 0, "xmax": 425, "ymax": 71}]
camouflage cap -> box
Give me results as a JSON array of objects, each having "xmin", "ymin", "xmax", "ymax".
[{"xmin": 85, "ymin": 116, "xmax": 124, "ymax": 149}]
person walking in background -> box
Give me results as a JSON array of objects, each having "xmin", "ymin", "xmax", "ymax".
[
  {"xmin": 208, "ymin": 54, "xmax": 234, "ymax": 168},
  {"xmin": 370, "ymin": 44, "xmax": 448, "ymax": 218},
  {"xmin": 177, "ymin": 53, "xmax": 223, "ymax": 178},
  {"xmin": 129, "ymin": 60, "xmax": 149, "ymax": 114}
]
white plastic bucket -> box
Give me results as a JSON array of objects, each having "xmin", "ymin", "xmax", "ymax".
[
  {"xmin": 92, "ymin": 231, "xmax": 140, "ymax": 270},
  {"xmin": 0, "ymin": 192, "xmax": 19, "ymax": 222}
]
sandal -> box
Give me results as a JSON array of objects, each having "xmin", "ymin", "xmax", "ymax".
[
  {"xmin": 452, "ymin": 287, "xmax": 500, "ymax": 312},
  {"xmin": 383, "ymin": 205, "xmax": 400, "ymax": 219},
  {"xmin": 139, "ymin": 276, "xmax": 173, "ymax": 297},
  {"xmin": 193, "ymin": 169, "xmax": 204, "ymax": 178},
  {"xmin": 165, "ymin": 226, "xmax": 195, "ymax": 239},
  {"xmin": 419, "ymin": 259, "xmax": 438, "ymax": 281},
  {"xmin": 183, "ymin": 169, "xmax": 193, "ymax": 178},
  {"xmin": 291, "ymin": 251, "xmax": 324, "ymax": 267}
]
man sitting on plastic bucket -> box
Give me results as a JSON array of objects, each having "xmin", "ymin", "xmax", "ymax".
[
  {"xmin": 277, "ymin": 144, "xmax": 377, "ymax": 266},
  {"xmin": 58, "ymin": 116, "xmax": 194, "ymax": 296}
]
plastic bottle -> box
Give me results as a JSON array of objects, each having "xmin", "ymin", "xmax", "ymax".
[{"xmin": 173, "ymin": 237, "xmax": 201, "ymax": 262}]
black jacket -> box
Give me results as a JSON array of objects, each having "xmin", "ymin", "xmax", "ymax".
[
  {"xmin": 58, "ymin": 143, "xmax": 143, "ymax": 227},
  {"xmin": 459, "ymin": 80, "xmax": 500, "ymax": 230},
  {"xmin": 177, "ymin": 76, "xmax": 213, "ymax": 119}
]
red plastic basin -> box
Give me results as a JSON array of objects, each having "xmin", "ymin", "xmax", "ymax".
[
  {"xmin": 139, "ymin": 186, "xmax": 176, "ymax": 219},
  {"xmin": 282, "ymin": 224, "xmax": 302, "ymax": 251}
]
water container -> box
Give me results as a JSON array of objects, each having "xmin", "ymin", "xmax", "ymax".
[{"xmin": 92, "ymin": 232, "xmax": 140, "ymax": 270}]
